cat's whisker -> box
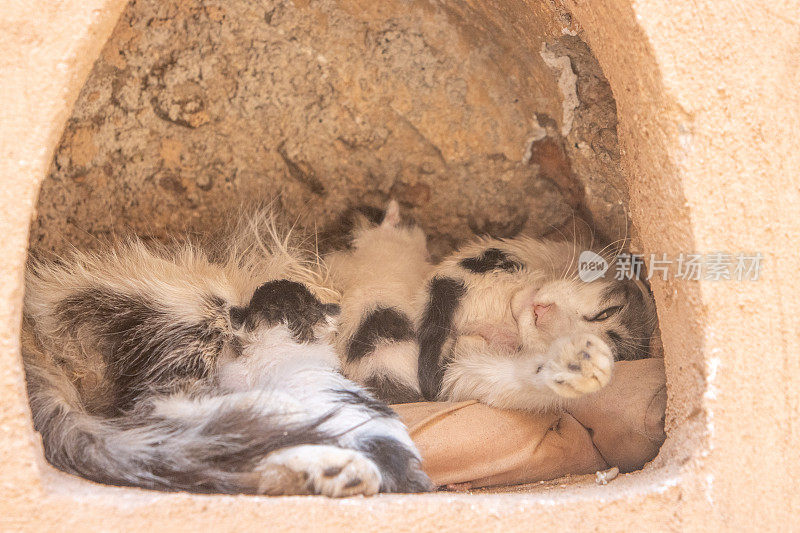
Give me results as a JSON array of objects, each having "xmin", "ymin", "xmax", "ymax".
[{"xmin": 559, "ymin": 237, "xmax": 580, "ymax": 281}]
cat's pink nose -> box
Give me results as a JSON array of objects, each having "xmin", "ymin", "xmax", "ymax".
[{"xmin": 533, "ymin": 303, "xmax": 552, "ymax": 324}]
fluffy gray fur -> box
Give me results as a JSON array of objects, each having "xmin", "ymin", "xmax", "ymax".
[{"xmin": 23, "ymin": 211, "xmax": 430, "ymax": 496}]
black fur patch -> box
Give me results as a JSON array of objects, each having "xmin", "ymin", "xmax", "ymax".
[
  {"xmin": 347, "ymin": 307, "xmax": 414, "ymax": 362},
  {"xmin": 357, "ymin": 436, "xmax": 433, "ymax": 493},
  {"xmin": 316, "ymin": 204, "xmax": 417, "ymax": 254},
  {"xmin": 459, "ymin": 248, "xmax": 522, "ymax": 274},
  {"xmin": 235, "ymin": 280, "xmax": 334, "ymax": 342},
  {"xmin": 321, "ymin": 303, "xmax": 341, "ymax": 316},
  {"xmin": 606, "ymin": 330, "xmax": 624, "ymax": 358},
  {"xmin": 365, "ymin": 377, "xmax": 424, "ymax": 404},
  {"xmin": 417, "ymin": 277, "xmax": 466, "ymax": 400},
  {"xmin": 229, "ymin": 306, "xmax": 248, "ymax": 329},
  {"xmin": 602, "ymin": 280, "xmax": 655, "ymax": 360},
  {"xmin": 348, "ymin": 204, "xmax": 388, "ymax": 226},
  {"xmin": 316, "ymin": 205, "xmax": 387, "ymax": 253},
  {"xmin": 330, "ymin": 388, "xmax": 397, "ymax": 419},
  {"xmin": 56, "ymin": 289, "xmax": 226, "ymax": 413}
]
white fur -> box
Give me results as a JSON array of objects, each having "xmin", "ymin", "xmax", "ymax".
[
  {"xmin": 259, "ymin": 445, "xmax": 381, "ymax": 497},
  {"xmin": 344, "ymin": 341, "xmax": 419, "ymax": 387}
]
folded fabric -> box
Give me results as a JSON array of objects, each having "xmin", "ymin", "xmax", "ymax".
[{"xmin": 391, "ymin": 358, "xmax": 666, "ymax": 489}]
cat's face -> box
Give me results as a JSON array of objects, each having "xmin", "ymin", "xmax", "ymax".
[{"xmin": 511, "ymin": 275, "xmax": 656, "ymax": 360}]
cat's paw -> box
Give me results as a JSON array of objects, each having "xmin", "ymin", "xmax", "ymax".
[
  {"xmin": 542, "ymin": 333, "xmax": 613, "ymax": 398},
  {"xmin": 261, "ymin": 444, "xmax": 382, "ymax": 497}
]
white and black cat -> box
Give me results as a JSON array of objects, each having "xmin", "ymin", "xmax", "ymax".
[
  {"xmin": 23, "ymin": 212, "xmax": 430, "ymax": 496},
  {"xmin": 329, "ymin": 202, "xmax": 657, "ymax": 410}
]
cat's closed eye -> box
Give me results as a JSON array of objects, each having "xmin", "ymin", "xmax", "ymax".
[{"xmin": 585, "ymin": 305, "xmax": 623, "ymax": 322}]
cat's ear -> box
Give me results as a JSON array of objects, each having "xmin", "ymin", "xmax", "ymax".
[
  {"xmin": 229, "ymin": 306, "xmax": 248, "ymax": 329},
  {"xmin": 381, "ymin": 200, "xmax": 401, "ymax": 228},
  {"xmin": 321, "ymin": 303, "xmax": 341, "ymax": 317},
  {"xmin": 350, "ymin": 205, "xmax": 383, "ymax": 231}
]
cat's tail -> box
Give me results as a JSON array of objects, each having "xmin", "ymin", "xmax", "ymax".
[{"xmin": 23, "ymin": 348, "xmax": 331, "ymax": 494}]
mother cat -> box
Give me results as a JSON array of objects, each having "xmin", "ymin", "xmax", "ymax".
[{"xmin": 23, "ymin": 212, "xmax": 430, "ymax": 496}]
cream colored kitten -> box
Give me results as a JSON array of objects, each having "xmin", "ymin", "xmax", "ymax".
[{"xmin": 326, "ymin": 201, "xmax": 431, "ymax": 402}]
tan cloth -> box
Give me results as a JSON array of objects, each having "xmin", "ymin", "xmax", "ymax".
[{"xmin": 392, "ymin": 358, "xmax": 666, "ymax": 488}]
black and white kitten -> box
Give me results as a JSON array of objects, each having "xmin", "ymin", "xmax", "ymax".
[
  {"xmin": 23, "ymin": 212, "xmax": 430, "ymax": 496},
  {"xmin": 329, "ymin": 202, "xmax": 657, "ymax": 410}
]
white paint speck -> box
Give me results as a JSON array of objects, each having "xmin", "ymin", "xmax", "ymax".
[
  {"xmin": 522, "ymin": 117, "xmax": 547, "ymax": 164},
  {"xmin": 540, "ymin": 44, "xmax": 579, "ymax": 136},
  {"xmin": 705, "ymin": 473, "xmax": 715, "ymax": 506},
  {"xmin": 595, "ymin": 466, "xmax": 620, "ymax": 485},
  {"xmin": 704, "ymin": 356, "xmax": 721, "ymax": 401}
]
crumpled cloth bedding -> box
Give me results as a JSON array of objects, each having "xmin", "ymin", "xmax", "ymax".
[{"xmin": 391, "ymin": 358, "xmax": 667, "ymax": 489}]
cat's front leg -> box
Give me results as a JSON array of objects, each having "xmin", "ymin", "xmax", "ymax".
[
  {"xmin": 540, "ymin": 332, "xmax": 614, "ymax": 399},
  {"xmin": 441, "ymin": 333, "xmax": 613, "ymax": 411},
  {"xmin": 441, "ymin": 335, "xmax": 561, "ymax": 411},
  {"xmin": 256, "ymin": 444, "xmax": 382, "ymax": 497}
]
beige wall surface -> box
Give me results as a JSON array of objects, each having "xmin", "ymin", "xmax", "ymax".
[{"xmin": 1, "ymin": 0, "xmax": 798, "ymax": 530}]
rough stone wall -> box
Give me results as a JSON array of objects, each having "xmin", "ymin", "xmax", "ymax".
[{"xmin": 31, "ymin": 0, "xmax": 624, "ymax": 258}]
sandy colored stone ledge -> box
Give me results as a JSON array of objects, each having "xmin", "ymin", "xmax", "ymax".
[{"xmin": 1, "ymin": 0, "xmax": 799, "ymax": 530}]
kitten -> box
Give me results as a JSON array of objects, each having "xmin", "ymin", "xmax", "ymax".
[
  {"xmin": 330, "ymin": 202, "xmax": 657, "ymax": 411},
  {"xmin": 23, "ymin": 212, "xmax": 430, "ymax": 496},
  {"xmin": 326, "ymin": 201, "xmax": 430, "ymax": 403}
]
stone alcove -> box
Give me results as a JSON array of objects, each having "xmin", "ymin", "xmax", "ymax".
[
  {"xmin": 29, "ymin": 0, "xmax": 694, "ymax": 486},
  {"xmin": 3, "ymin": 0, "xmax": 797, "ymax": 529}
]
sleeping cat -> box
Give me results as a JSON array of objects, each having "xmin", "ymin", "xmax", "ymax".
[
  {"xmin": 328, "ymin": 202, "xmax": 657, "ymax": 410},
  {"xmin": 23, "ymin": 211, "xmax": 430, "ymax": 496}
]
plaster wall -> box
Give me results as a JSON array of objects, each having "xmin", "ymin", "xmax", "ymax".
[{"xmin": 1, "ymin": 0, "xmax": 799, "ymax": 530}]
